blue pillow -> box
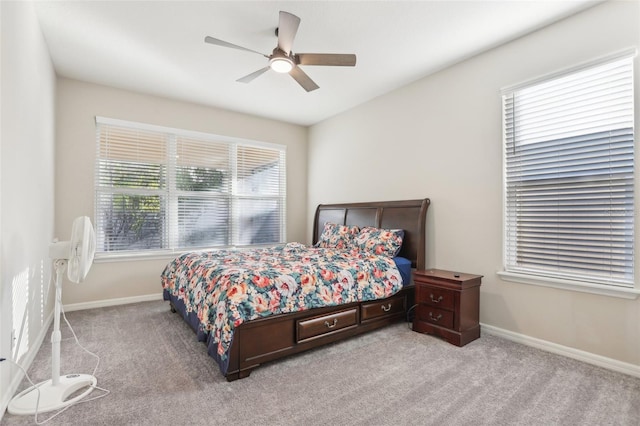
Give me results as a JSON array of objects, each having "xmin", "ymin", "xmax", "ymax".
[{"xmin": 393, "ymin": 257, "xmax": 412, "ymax": 286}]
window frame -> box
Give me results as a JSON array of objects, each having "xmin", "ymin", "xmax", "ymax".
[
  {"xmin": 498, "ymin": 49, "xmax": 640, "ymax": 300},
  {"xmin": 94, "ymin": 116, "xmax": 287, "ymax": 262}
]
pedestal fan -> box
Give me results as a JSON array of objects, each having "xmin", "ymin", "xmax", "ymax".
[{"xmin": 8, "ymin": 216, "xmax": 97, "ymax": 415}]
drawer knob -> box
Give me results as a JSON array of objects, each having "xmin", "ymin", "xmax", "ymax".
[
  {"xmin": 429, "ymin": 312, "xmax": 443, "ymax": 322},
  {"xmin": 324, "ymin": 318, "xmax": 338, "ymax": 328},
  {"xmin": 430, "ymin": 294, "xmax": 443, "ymax": 303},
  {"xmin": 381, "ymin": 303, "xmax": 392, "ymax": 312}
]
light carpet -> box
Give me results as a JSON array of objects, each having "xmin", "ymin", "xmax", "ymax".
[{"xmin": 3, "ymin": 301, "xmax": 639, "ymax": 425}]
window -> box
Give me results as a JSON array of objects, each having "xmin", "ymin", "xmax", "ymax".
[
  {"xmin": 95, "ymin": 117, "xmax": 286, "ymax": 257},
  {"xmin": 501, "ymin": 52, "xmax": 635, "ymax": 291}
]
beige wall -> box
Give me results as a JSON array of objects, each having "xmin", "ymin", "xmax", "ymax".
[
  {"xmin": 0, "ymin": 0, "xmax": 56, "ymax": 414},
  {"xmin": 308, "ymin": 1, "xmax": 640, "ymax": 366},
  {"xmin": 56, "ymin": 78, "xmax": 308, "ymax": 305}
]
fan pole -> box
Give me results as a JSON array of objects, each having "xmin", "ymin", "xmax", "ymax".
[{"xmin": 51, "ymin": 259, "xmax": 66, "ymax": 386}]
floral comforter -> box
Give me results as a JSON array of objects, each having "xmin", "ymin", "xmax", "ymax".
[{"xmin": 161, "ymin": 242, "xmax": 403, "ymax": 373}]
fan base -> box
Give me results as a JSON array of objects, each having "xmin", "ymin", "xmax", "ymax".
[{"xmin": 8, "ymin": 374, "xmax": 97, "ymax": 415}]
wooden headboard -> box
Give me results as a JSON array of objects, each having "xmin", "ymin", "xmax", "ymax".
[{"xmin": 313, "ymin": 198, "xmax": 430, "ymax": 270}]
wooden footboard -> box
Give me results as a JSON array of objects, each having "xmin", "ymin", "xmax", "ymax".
[{"xmin": 224, "ymin": 285, "xmax": 415, "ymax": 381}]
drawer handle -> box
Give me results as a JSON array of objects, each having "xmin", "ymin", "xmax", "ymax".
[
  {"xmin": 324, "ymin": 318, "xmax": 338, "ymax": 328},
  {"xmin": 429, "ymin": 312, "xmax": 443, "ymax": 322},
  {"xmin": 381, "ymin": 303, "xmax": 392, "ymax": 312},
  {"xmin": 430, "ymin": 294, "xmax": 443, "ymax": 303}
]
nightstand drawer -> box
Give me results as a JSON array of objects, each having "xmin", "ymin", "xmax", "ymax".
[
  {"xmin": 416, "ymin": 286, "xmax": 455, "ymax": 310},
  {"xmin": 416, "ymin": 305, "xmax": 454, "ymax": 329}
]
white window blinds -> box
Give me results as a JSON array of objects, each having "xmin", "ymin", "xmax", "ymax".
[
  {"xmin": 95, "ymin": 118, "xmax": 286, "ymax": 256},
  {"xmin": 96, "ymin": 125, "xmax": 167, "ymax": 252},
  {"xmin": 502, "ymin": 54, "xmax": 635, "ymax": 287}
]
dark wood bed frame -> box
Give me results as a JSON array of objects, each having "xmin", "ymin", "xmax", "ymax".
[{"xmin": 172, "ymin": 198, "xmax": 430, "ymax": 381}]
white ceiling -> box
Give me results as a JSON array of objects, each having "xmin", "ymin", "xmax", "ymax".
[{"xmin": 33, "ymin": 0, "xmax": 600, "ymax": 126}]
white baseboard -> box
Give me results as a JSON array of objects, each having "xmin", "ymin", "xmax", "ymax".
[
  {"xmin": 62, "ymin": 293, "xmax": 164, "ymax": 312},
  {"xmin": 0, "ymin": 310, "xmax": 54, "ymax": 422},
  {"xmin": 481, "ymin": 323, "xmax": 640, "ymax": 378}
]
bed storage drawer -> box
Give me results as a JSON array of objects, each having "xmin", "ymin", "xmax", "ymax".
[
  {"xmin": 361, "ymin": 295, "xmax": 405, "ymax": 322},
  {"xmin": 296, "ymin": 308, "xmax": 358, "ymax": 343}
]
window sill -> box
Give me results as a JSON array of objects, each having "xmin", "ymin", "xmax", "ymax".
[
  {"xmin": 94, "ymin": 251, "xmax": 178, "ymax": 263},
  {"xmin": 497, "ymin": 271, "xmax": 640, "ymax": 300},
  {"xmin": 93, "ymin": 244, "xmax": 281, "ymax": 263}
]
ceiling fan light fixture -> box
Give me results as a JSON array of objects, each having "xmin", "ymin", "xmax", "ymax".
[{"xmin": 270, "ymin": 56, "xmax": 294, "ymax": 73}]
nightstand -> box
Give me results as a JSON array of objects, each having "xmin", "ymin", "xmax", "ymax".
[{"xmin": 412, "ymin": 269, "xmax": 482, "ymax": 346}]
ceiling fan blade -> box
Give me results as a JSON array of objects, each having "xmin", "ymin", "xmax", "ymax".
[
  {"xmin": 205, "ymin": 36, "xmax": 266, "ymax": 57},
  {"xmin": 237, "ymin": 67, "xmax": 270, "ymax": 83},
  {"xmin": 295, "ymin": 53, "xmax": 357, "ymax": 67},
  {"xmin": 277, "ymin": 11, "xmax": 301, "ymax": 54},
  {"xmin": 289, "ymin": 66, "xmax": 319, "ymax": 92}
]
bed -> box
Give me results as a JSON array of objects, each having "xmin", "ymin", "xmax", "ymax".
[{"xmin": 162, "ymin": 198, "xmax": 430, "ymax": 381}]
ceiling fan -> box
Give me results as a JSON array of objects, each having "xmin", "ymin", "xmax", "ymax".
[{"xmin": 204, "ymin": 11, "xmax": 356, "ymax": 92}]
